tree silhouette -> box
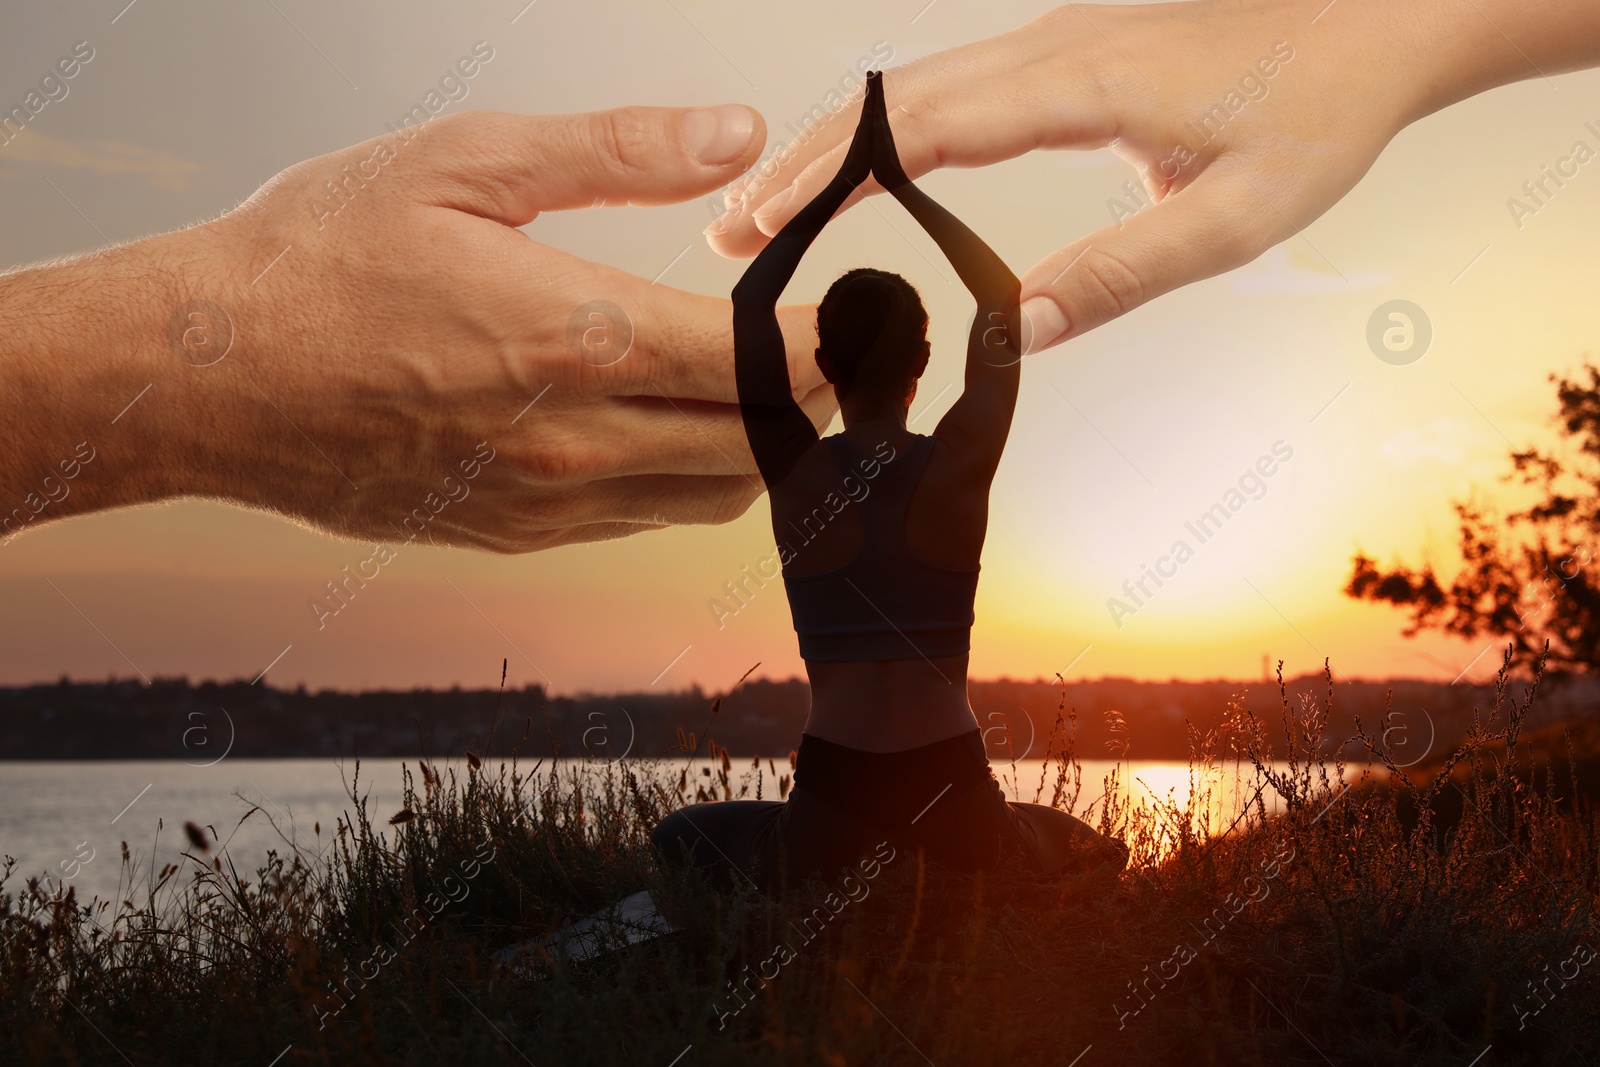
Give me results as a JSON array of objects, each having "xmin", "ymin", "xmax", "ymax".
[{"xmin": 1346, "ymin": 360, "xmax": 1600, "ymax": 677}]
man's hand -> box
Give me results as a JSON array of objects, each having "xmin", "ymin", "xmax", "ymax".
[
  {"xmin": 705, "ymin": 0, "xmax": 1600, "ymax": 354},
  {"xmin": 1, "ymin": 103, "xmax": 840, "ymax": 552}
]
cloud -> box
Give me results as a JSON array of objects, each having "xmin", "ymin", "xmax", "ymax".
[
  {"xmin": 1228, "ymin": 243, "xmax": 1389, "ymax": 294},
  {"xmin": 0, "ymin": 129, "xmax": 204, "ymax": 190},
  {"xmin": 1378, "ymin": 419, "xmax": 1479, "ymax": 466}
]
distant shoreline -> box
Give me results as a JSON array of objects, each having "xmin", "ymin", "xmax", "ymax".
[
  {"xmin": 0, "ymin": 670, "xmax": 1542, "ymax": 696},
  {"xmin": 2, "ymin": 671, "xmax": 1592, "ymax": 762}
]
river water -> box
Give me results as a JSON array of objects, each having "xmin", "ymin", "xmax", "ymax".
[{"xmin": 0, "ymin": 756, "xmax": 1292, "ymax": 905}]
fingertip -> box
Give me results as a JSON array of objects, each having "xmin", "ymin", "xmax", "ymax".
[
  {"xmin": 1021, "ymin": 296, "xmax": 1069, "ymax": 355},
  {"xmin": 703, "ymin": 202, "xmax": 740, "ymax": 238},
  {"xmin": 683, "ymin": 103, "xmax": 762, "ymax": 167},
  {"xmin": 752, "ymin": 182, "xmax": 798, "ymax": 236},
  {"xmin": 702, "ymin": 209, "xmax": 771, "ymax": 259}
]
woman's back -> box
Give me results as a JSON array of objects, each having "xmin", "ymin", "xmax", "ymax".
[
  {"xmin": 772, "ymin": 422, "xmax": 1001, "ymax": 752},
  {"xmin": 771, "ymin": 425, "xmax": 995, "ymax": 575}
]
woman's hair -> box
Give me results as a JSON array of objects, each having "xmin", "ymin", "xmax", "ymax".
[{"xmin": 816, "ymin": 268, "xmax": 929, "ymax": 400}]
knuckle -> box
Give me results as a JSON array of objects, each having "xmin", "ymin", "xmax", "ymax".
[
  {"xmin": 1036, "ymin": 9, "xmax": 1140, "ymax": 102},
  {"xmin": 482, "ymin": 535, "xmax": 529, "ymax": 557},
  {"xmin": 706, "ymin": 480, "xmax": 761, "ymax": 526},
  {"xmin": 1040, "ymin": 3, "xmax": 1078, "ymax": 29},
  {"xmin": 1216, "ymin": 221, "xmax": 1264, "ymax": 270},
  {"xmin": 426, "ymin": 109, "xmax": 477, "ymax": 141},
  {"xmin": 504, "ymin": 509, "xmax": 584, "ymax": 552},
  {"xmin": 1075, "ymin": 246, "xmax": 1146, "ymax": 320},
  {"xmin": 512, "ymin": 528, "xmax": 566, "ymax": 553},
  {"xmin": 587, "ymin": 109, "xmax": 655, "ymax": 179},
  {"xmin": 515, "ymin": 438, "xmax": 593, "ymax": 486},
  {"xmin": 409, "ymin": 111, "xmax": 477, "ymax": 164}
]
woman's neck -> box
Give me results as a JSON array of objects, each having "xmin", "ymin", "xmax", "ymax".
[{"xmin": 840, "ymin": 406, "xmax": 910, "ymax": 440}]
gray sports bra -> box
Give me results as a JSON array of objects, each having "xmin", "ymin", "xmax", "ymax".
[{"xmin": 781, "ymin": 432, "xmax": 980, "ymax": 662}]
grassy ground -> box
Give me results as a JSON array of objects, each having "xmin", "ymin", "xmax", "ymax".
[{"xmin": 3, "ymin": 651, "xmax": 1597, "ymax": 1066}]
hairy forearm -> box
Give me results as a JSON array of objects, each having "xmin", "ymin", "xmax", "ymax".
[{"xmin": 0, "ymin": 234, "xmax": 210, "ymax": 538}]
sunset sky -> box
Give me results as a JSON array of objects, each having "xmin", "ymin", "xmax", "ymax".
[{"xmin": 4, "ymin": 0, "xmax": 1599, "ymax": 695}]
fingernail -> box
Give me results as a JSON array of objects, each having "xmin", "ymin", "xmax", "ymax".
[
  {"xmin": 753, "ymin": 183, "xmax": 797, "ymax": 236},
  {"xmin": 704, "ymin": 204, "xmax": 740, "ymax": 236},
  {"xmin": 1021, "ymin": 296, "xmax": 1069, "ymax": 355},
  {"xmin": 684, "ymin": 104, "xmax": 757, "ymax": 166}
]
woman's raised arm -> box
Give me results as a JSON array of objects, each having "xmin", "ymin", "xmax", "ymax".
[
  {"xmin": 865, "ymin": 70, "xmax": 1022, "ymax": 464},
  {"xmin": 731, "ymin": 83, "xmax": 876, "ymax": 489}
]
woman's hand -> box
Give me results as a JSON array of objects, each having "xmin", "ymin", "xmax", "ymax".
[
  {"xmin": 706, "ymin": 0, "xmax": 1600, "ymax": 354},
  {"xmin": 837, "ymin": 73, "xmax": 879, "ymax": 187},
  {"xmin": 867, "ymin": 70, "xmax": 912, "ymax": 193},
  {"xmin": 2, "ymin": 104, "xmax": 840, "ymax": 553}
]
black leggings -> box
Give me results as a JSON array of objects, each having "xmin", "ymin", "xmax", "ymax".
[{"xmin": 649, "ymin": 730, "xmax": 1127, "ymax": 894}]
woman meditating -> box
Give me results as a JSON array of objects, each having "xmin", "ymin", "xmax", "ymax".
[{"xmin": 651, "ymin": 70, "xmax": 1127, "ymax": 893}]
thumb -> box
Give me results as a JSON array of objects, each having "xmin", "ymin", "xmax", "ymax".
[
  {"xmin": 1018, "ymin": 173, "xmax": 1266, "ymax": 354},
  {"xmin": 406, "ymin": 104, "xmax": 764, "ymax": 224}
]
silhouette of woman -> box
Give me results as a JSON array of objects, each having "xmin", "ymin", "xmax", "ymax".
[{"xmin": 651, "ymin": 70, "xmax": 1127, "ymax": 893}]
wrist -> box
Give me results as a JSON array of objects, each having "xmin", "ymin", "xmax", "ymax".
[
  {"xmin": 0, "ymin": 228, "xmax": 220, "ymax": 532},
  {"xmin": 1329, "ymin": 0, "xmax": 1583, "ymax": 131}
]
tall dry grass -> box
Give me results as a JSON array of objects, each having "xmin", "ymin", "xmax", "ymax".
[{"xmin": 2, "ymin": 646, "xmax": 1595, "ymax": 1065}]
